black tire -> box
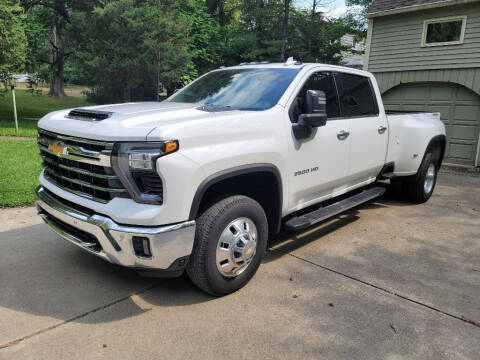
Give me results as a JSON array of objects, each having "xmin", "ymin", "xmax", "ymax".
[
  {"xmin": 390, "ymin": 152, "xmax": 438, "ymax": 204},
  {"xmin": 406, "ymin": 152, "xmax": 438, "ymax": 203},
  {"xmin": 186, "ymin": 195, "xmax": 268, "ymax": 296}
]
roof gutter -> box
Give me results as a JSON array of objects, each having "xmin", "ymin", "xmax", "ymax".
[{"xmin": 366, "ymin": 0, "xmax": 480, "ymax": 18}]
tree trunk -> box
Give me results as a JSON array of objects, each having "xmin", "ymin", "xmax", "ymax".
[
  {"xmin": 48, "ymin": 24, "xmax": 67, "ymax": 98},
  {"xmin": 308, "ymin": 0, "xmax": 317, "ymax": 54},
  {"xmin": 281, "ymin": 0, "xmax": 291, "ymax": 61}
]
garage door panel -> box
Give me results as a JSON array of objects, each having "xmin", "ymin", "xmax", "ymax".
[
  {"xmin": 448, "ymin": 142, "xmax": 476, "ymax": 160},
  {"xmin": 430, "ymin": 86, "xmax": 454, "ymax": 101},
  {"xmin": 451, "ymin": 125, "xmax": 478, "ymax": 141},
  {"xmin": 457, "ymin": 86, "xmax": 480, "ymax": 101},
  {"xmin": 404, "ymin": 105, "xmax": 427, "ymax": 112},
  {"xmin": 382, "ymin": 82, "xmax": 480, "ymax": 166},
  {"xmin": 404, "ymin": 86, "xmax": 427, "ymax": 100},
  {"xmin": 454, "ymin": 106, "xmax": 480, "ymax": 121}
]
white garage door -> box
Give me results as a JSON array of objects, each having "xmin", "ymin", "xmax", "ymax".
[{"xmin": 383, "ymin": 82, "xmax": 480, "ymax": 166}]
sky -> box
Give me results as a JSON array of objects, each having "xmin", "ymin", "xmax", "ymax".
[{"xmin": 296, "ymin": 0, "xmax": 349, "ymax": 18}]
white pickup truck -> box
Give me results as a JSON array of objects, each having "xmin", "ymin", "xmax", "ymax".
[{"xmin": 36, "ymin": 61, "xmax": 446, "ymax": 296}]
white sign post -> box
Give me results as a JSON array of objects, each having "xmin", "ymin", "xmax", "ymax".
[{"xmin": 11, "ymin": 84, "xmax": 18, "ymax": 135}]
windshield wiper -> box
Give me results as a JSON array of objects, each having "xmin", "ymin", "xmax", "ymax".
[{"xmin": 197, "ymin": 103, "xmax": 240, "ymax": 112}]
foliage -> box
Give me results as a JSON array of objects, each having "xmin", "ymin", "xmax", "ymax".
[
  {"xmin": 0, "ymin": 0, "xmax": 27, "ymax": 88},
  {"xmin": 345, "ymin": 0, "xmax": 374, "ymax": 31},
  {"xmin": 0, "ymin": 138, "xmax": 42, "ymax": 207},
  {"xmin": 0, "ymin": 89, "xmax": 90, "ymax": 137},
  {"xmin": 69, "ymin": 0, "xmax": 194, "ymax": 102},
  {"xmin": 17, "ymin": 0, "xmax": 363, "ymax": 103}
]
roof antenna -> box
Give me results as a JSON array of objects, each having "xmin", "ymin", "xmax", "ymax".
[{"xmin": 284, "ymin": 57, "xmax": 296, "ymax": 65}]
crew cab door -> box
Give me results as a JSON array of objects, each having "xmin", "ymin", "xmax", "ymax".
[
  {"xmin": 334, "ymin": 72, "xmax": 388, "ymax": 183},
  {"xmin": 286, "ymin": 71, "xmax": 351, "ymax": 212}
]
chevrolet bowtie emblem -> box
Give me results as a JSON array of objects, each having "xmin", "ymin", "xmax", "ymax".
[{"xmin": 48, "ymin": 142, "xmax": 67, "ymax": 156}]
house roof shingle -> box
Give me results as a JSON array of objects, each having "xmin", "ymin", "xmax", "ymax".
[{"xmin": 366, "ymin": 0, "xmax": 447, "ymax": 14}]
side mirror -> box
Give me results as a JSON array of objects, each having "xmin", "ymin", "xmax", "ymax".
[{"xmin": 293, "ymin": 90, "xmax": 328, "ymax": 139}]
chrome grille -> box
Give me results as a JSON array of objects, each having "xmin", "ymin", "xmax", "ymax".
[{"xmin": 37, "ymin": 129, "xmax": 129, "ymax": 203}]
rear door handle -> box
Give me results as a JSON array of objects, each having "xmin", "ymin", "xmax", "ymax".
[
  {"xmin": 378, "ymin": 126, "xmax": 387, "ymax": 134},
  {"xmin": 337, "ymin": 130, "xmax": 350, "ymax": 140}
]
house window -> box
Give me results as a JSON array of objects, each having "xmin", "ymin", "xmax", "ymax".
[{"xmin": 422, "ymin": 16, "xmax": 467, "ymax": 47}]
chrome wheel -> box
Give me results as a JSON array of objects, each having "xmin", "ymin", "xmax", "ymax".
[
  {"xmin": 216, "ymin": 217, "xmax": 258, "ymax": 278},
  {"xmin": 424, "ymin": 163, "xmax": 436, "ymax": 195}
]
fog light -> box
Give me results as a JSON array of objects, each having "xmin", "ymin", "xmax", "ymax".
[{"xmin": 132, "ymin": 236, "xmax": 151, "ymax": 258}]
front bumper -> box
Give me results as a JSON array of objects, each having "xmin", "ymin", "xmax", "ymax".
[{"xmin": 35, "ymin": 186, "xmax": 195, "ymax": 272}]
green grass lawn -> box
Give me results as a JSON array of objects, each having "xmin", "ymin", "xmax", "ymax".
[
  {"xmin": 0, "ymin": 139, "xmax": 42, "ymax": 207},
  {"xmin": 0, "ymin": 89, "xmax": 91, "ymax": 137}
]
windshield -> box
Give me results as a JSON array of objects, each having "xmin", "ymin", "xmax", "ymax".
[{"xmin": 168, "ymin": 68, "xmax": 300, "ymax": 111}]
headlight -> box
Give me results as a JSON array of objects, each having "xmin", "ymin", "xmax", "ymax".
[{"xmin": 111, "ymin": 141, "xmax": 178, "ymax": 205}]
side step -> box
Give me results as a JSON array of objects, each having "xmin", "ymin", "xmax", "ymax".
[{"xmin": 284, "ymin": 187, "xmax": 386, "ymax": 231}]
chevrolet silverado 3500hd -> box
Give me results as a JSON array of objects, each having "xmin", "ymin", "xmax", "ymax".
[{"xmin": 36, "ymin": 61, "xmax": 446, "ymax": 296}]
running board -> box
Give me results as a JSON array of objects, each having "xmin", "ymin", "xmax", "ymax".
[{"xmin": 284, "ymin": 187, "xmax": 386, "ymax": 231}]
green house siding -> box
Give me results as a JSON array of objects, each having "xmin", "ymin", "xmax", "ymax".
[
  {"xmin": 366, "ymin": 1, "xmax": 480, "ymax": 165},
  {"xmin": 373, "ymin": 68, "xmax": 480, "ymax": 95},
  {"xmin": 367, "ymin": 3, "xmax": 480, "ymax": 73}
]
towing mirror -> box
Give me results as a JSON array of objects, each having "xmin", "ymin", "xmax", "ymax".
[{"xmin": 293, "ymin": 90, "xmax": 328, "ymax": 139}]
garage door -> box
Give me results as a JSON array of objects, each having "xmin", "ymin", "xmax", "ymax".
[{"xmin": 383, "ymin": 82, "xmax": 480, "ymax": 166}]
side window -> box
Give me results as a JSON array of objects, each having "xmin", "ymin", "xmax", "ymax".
[
  {"xmin": 335, "ymin": 73, "xmax": 378, "ymax": 117},
  {"xmin": 291, "ymin": 71, "xmax": 340, "ymax": 122}
]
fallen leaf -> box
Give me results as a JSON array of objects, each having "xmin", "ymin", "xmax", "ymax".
[
  {"xmin": 103, "ymin": 344, "xmax": 107, "ymax": 348},
  {"xmin": 328, "ymin": 303, "xmax": 334, "ymax": 307},
  {"xmin": 292, "ymin": 294, "xmax": 299, "ymax": 298}
]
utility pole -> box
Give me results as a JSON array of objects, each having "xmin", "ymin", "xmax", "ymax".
[{"xmin": 11, "ymin": 84, "xmax": 18, "ymax": 135}]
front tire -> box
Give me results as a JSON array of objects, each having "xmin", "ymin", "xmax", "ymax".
[{"xmin": 186, "ymin": 195, "xmax": 268, "ymax": 296}]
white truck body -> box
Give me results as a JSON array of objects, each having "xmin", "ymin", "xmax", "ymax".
[{"xmin": 36, "ymin": 63, "xmax": 446, "ymax": 288}]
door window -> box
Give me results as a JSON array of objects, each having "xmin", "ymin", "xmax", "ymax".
[
  {"xmin": 291, "ymin": 72, "xmax": 340, "ymax": 122},
  {"xmin": 335, "ymin": 73, "xmax": 378, "ymax": 117}
]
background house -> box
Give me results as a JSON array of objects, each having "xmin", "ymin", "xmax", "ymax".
[
  {"xmin": 364, "ymin": 0, "xmax": 480, "ymax": 166},
  {"xmin": 341, "ymin": 34, "xmax": 365, "ymax": 68}
]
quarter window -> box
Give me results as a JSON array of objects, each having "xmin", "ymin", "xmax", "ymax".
[
  {"xmin": 335, "ymin": 73, "xmax": 378, "ymax": 117},
  {"xmin": 422, "ymin": 16, "xmax": 467, "ymax": 47}
]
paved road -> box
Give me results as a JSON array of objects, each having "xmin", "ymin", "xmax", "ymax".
[{"xmin": 1, "ymin": 172, "xmax": 479, "ymax": 359}]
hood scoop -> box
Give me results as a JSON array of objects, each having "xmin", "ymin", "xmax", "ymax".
[{"xmin": 66, "ymin": 109, "xmax": 115, "ymax": 121}]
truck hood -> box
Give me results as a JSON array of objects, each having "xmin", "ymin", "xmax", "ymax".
[{"xmin": 38, "ymin": 101, "xmax": 240, "ymax": 141}]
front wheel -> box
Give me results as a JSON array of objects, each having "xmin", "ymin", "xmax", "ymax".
[{"xmin": 186, "ymin": 195, "xmax": 268, "ymax": 296}]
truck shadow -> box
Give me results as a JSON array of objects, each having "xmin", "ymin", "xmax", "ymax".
[{"xmin": 0, "ymin": 194, "xmax": 410, "ymax": 330}]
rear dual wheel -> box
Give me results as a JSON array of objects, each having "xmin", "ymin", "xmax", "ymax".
[
  {"xmin": 187, "ymin": 195, "xmax": 268, "ymax": 296},
  {"xmin": 391, "ymin": 152, "xmax": 438, "ymax": 204}
]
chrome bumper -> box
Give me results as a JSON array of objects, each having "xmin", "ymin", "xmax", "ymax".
[{"xmin": 35, "ymin": 186, "xmax": 195, "ymax": 270}]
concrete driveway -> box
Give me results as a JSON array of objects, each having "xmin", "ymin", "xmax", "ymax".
[{"xmin": 1, "ymin": 172, "xmax": 479, "ymax": 360}]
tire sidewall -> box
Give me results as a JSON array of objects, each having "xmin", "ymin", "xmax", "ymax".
[
  {"xmin": 418, "ymin": 153, "xmax": 437, "ymax": 201},
  {"xmin": 204, "ymin": 198, "xmax": 268, "ymax": 295}
]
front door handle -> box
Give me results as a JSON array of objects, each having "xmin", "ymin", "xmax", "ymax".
[
  {"xmin": 337, "ymin": 130, "xmax": 350, "ymax": 140},
  {"xmin": 378, "ymin": 125, "xmax": 387, "ymax": 134}
]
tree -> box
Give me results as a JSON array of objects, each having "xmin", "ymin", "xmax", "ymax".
[
  {"xmin": 184, "ymin": 0, "xmax": 223, "ymax": 75},
  {"xmin": 281, "ymin": 0, "xmax": 292, "ymax": 61},
  {"xmin": 69, "ymin": 0, "xmax": 194, "ymax": 102},
  {"xmin": 289, "ymin": 8, "xmax": 351, "ymax": 64},
  {"xmin": 0, "ymin": 0, "xmax": 27, "ymax": 87},
  {"xmin": 345, "ymin": 0, "xmax": 374, "ymax": 32},
  {"xmin": 21, "ymin": 0, "xmax": 95, "ymax": 97}
]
